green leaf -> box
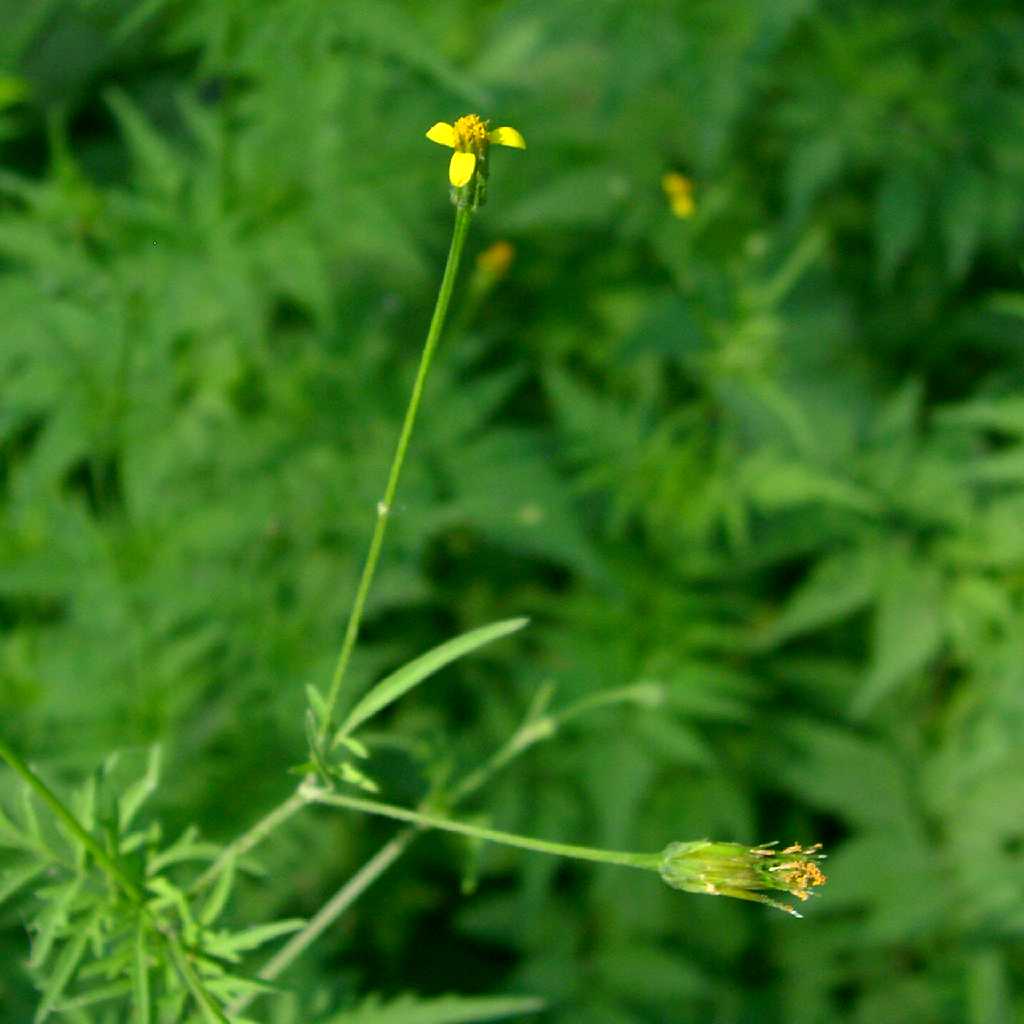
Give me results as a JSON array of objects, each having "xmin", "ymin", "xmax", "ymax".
[
  {"xmin": 334, "ymin": 618, "xmax": 528, "ymax": 741},
  {"xmin": 161, "ymin": 930, "xmax": 229, "ymax": 1024},
  {"xmin": 36, "ymin": 914, "xmax": 91, "ymax": 1022},
  {"xmin": 29, "ymin": 876, "xmax": 83, "ymax": 970},
  {"xmin": 118, "ymin": 746, "xmax": 162, "ymax": 834},
  {"xmin": 941, "ymin": 162, "xmax": 986, "ymax": 281},
  {"xmin": 0, "ymin": 804, "xmax": 37, "ymax": 852},
  {"xmin": 964, "ymin": 446, "xmax": 1024, "ymax": 485},
  {"xmin": 145, "ymin": 877, "xmax": 197, "ymax": 941},
  {"xmin": 937, "ymin": 397, "xmax": 1024, "ymax": 437},
  {"xmin": 202, "ymin": 918, "xmax": 305, "ymax": 960},
  {"xmin": 54, "ymin": 979, "xmax": 133, "ymax": 1012},
  {"xmin": 104, "ymin": 89, "xmax": 184, "ymax": 198},
  {"xmin": 305, "ymin": 685, "xmax": 329, "ymax": 732},
  {"xmin": 875, "ymin": 167, "xmax": 926, "ymax": 283},
  {"xmin": 132, "ymin": 918, "xmax": 151, "ymax": 1024},
  {"xmin": 756, "ymin": 547, "xmax": 879, "ymax": 647},
  {"xmin": 853, "ymin": 552, "xmax": 944, "ymax": 716},
  {"xmin": 318, "ymin": 992, "xmax": 545, "ymax": 1024},
  {"xmin": 339, "ymin": 762, "xmax": 379, "ymax": 793},
  {"xmin": 147, "ymin": 827, "xmax": 220, "ymax": 876},
  {"xmin": 199, "ymin": 852, "xmax": 234, "ymax": 926},
  {"xmin": 0, "ymin": 860, "xmax": 45, "ymax": 904}
]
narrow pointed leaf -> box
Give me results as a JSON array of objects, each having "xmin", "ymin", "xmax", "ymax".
[
  {"xmin": 0, "ymin": 860, "xmax": 45, "ymax": 904},
  {"xmin": 200, "ymin": 852, "xmax": 235, "ymax": 926},
  {"xmin": 119, "ymin": 746, "xmax": 162, "ymax": 833},
  {"xmin": 335, "ymin": 618, "xmax": 528, "ymax": 741},
  {"xmin": 318, "ymin": 991, "xmax": 545, "ymax": 1024},
  {"xmin": 36, "ymin": 920, "xmax": 90, "ymax": 1022}
]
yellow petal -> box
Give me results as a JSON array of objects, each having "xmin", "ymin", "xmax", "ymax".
[
  {"xmin": 449, "ymin": 150, "xmax": 476, "ymax": 187},
  {"xmin": 662, "ymin": 172, "xmax": 695, "ymax": 219},
  {"xmin": 426, "ymin": 122, "xmax": 456, "ymax": 147},
  {"xmin": 488, "ymin": 126, "xmax": 526, "ymax": 149}
]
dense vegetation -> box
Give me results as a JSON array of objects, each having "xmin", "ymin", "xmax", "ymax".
[{"xmin": 2, "ymin": 1, "xmax": 1023, "ymax": 1021}]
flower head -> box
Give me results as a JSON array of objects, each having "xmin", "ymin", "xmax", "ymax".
[
  {"xmin": 426, "ymin": 114, "xmax": 526, "ymax": 209},
  {"xmin": 659, "ymin": 840, "xmax": 827, "ymax": 916},
  {"xmin": 662, "ymin": 171, "xmax": 695, "ymax": 219}
]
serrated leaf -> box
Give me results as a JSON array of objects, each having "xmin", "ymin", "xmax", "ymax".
[{"xmin": 334, "ymin": 618, "xmax": 528, "ymax": 742}]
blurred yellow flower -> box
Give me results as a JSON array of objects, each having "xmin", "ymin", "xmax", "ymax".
[
  {"xmin": 426, "ymin": 114, "xmax": 526, "ymax": 188},
  {"xmin": 476, "ymin": 240, "xmax": 515, "ymax": 278},
  {"xmin": 662, "ymin": 171, "xmax": 695, "ymax": 219}
]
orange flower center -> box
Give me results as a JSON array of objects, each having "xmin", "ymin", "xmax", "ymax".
[{"xmin": 453, "ymin": 114, "xmax": 488, "ymax": 151}]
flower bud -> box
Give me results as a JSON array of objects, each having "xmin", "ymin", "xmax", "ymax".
[{"xmin": 659, "ymin": 840, "xmax": 827, "ymax": 916}]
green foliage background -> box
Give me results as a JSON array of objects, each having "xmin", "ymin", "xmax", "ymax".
[{"xmin": 2, "ymin": 0, "xmax": 1024, "ymax": 1020}]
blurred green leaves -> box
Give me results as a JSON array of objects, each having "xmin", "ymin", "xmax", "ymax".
[{"xmin": 0, "ymin": 0, "xmax": 1023, "ymax": 1021}]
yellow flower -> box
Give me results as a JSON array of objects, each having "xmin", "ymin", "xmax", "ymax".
[
  {"xmin": 662, "ymin": 171, "xmax": 695, "ymax": 219},
  {"xmin": 426, "ymin": 114, "xmax": 525, "ymax": 209}
]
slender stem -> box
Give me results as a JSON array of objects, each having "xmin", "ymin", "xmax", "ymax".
[
  {"xmin": 189, "ymin": 788, "xmax": 306, "ymax": 895},
  {"xmin": 234, "ymin": 717, "xmax": 549, "ymax": 1012},
  {"xmin": 319, "ymin": 206, "xmax": 474, "ymax": 743},
  {"xmin": 0, "ymin": 738, "xmax": 144, "ymax": 905},
  {"xmin": 237, "ymin": 684, "xmax": 669, "ymax": 1011},
  {"xmin": 225, "ymin": 828, "xmax": 416, "ymax": 1018},
  {"xmin": 448, "ymin": 717, "xmax": 553, "ymax": 806},
  {"xmin": 301, "ymin": 785, "xmax": 661, "ymax": 872},
  {"xmin": 195, "ymin": 206, "xmax": 475, "ymax": 904}
]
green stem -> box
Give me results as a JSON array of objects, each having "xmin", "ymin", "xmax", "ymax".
[
  {"xmin": 189, "ymin": 788, "xmax": 306, "ymax": 895},
  {"xmin": 301, "ymin": 784, "xmax": 661, "ymax": 872},
  {"xmin": 225, "ymin": 827, "xmax": 416, "ymax": 1018},
  {"xmin": 319, "ymin": 206, "xmax": 474, "ymax": 743},
  {"xmin": 192, "ymin": 207, "xmax": 476, "ymax": 898},
  {"xmin": 0, "ymin": 738, "xmax": 144, "ymax": 905},
  {"xmin": 231, "ymin": 684, "xmax": 669, "ymax": 1013}
]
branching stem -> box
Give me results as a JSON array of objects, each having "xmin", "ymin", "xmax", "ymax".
[{"xmin": 301, "ymin": 785, "xmax": 662, "ymax": 872}]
